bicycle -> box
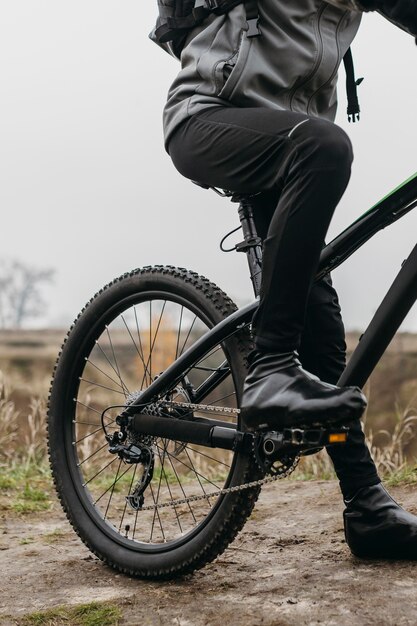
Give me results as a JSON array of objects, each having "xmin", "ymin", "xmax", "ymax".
[{"xmin": 48, "ymin": 171, "xmax": 417, "ymax": 578}]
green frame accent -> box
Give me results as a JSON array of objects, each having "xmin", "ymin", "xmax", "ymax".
[{"xmin": 356, "ymin": 171, "xmax": 417, "ymax": 222}]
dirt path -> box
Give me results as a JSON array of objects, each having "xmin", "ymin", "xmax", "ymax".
[{"xmin": 2, "ymin": 480, "xmax": 417, "ymax": 625}]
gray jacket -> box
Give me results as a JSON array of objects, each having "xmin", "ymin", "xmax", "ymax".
[{"xmin": 152, "ymin": 1, "xmax": 363, "ymax": 152}]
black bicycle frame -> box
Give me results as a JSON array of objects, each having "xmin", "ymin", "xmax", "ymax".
[{"xmin": 126, "ymin": 172, "xmax": 417, "ymax": 416}]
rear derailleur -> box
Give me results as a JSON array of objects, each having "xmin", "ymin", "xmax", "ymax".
[{"xmin": 105, "ymin": 427, "xmax": 155, "ymax": 511}]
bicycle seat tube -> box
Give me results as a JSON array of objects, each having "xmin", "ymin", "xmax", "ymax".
[{"xmin": 234, "ymin": 195, "xmax": 263, "ymax": 298}]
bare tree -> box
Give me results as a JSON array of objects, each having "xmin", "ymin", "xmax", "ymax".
[{"xmin": 0, "ymin": 259, "xmax": 55, "ymax": 328}]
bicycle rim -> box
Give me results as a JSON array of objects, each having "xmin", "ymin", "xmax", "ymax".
[{"xmin": 52, "ymin": 276, "xmax": 252, "ymax": 554}]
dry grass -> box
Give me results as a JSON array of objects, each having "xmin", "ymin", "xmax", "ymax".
[
  {"xmin": 366, "ymin": 397, "xmax": 417, "ymax": 484},
  {"xmin": 297, "ymin": 382, "xmax": 417, "ymax": 484},
  {"xmin": 0, "ymin": 373, "xmax": 46, "ymax": 467},
  {"xmin": 24, "ymin": 396, "xmax": 47, "ymax": 463},
  {"xmin": 0, "ymin": 372, "xmax": 20, "ymax": 461}
]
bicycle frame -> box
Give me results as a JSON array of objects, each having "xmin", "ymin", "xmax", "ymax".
[{"xmin": 126, "ymin": 172, "xmax": 417, "ymax": 416}]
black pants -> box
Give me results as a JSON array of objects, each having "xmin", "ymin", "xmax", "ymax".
[{"xmin": 168, "ymin": 105, "xmax": 380, "ymax": 496}]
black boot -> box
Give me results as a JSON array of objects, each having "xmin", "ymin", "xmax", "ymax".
[
  {"xmin": 344, "ymin": 483, "xmax": 417, "ymax": 559},
  {"xmin": 240, "ymin": 351, "xmax": 367, "ymax": 431}
]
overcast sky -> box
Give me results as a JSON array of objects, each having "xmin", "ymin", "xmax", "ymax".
[{"xmin": 1, "ymin": 2, "xmax": 417, "ymax": 331}]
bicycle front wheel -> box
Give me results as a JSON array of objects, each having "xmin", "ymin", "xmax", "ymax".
[{"xmin": 48, "ymin": 265, "xmax": 262, "ymax": 578}]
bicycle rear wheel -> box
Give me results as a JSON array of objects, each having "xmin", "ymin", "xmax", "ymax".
[{"xmin": 48, "ymin": 265, "xmax": 262, "ymax": 578}]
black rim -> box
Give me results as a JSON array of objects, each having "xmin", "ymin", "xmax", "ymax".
[{"xmin": 60, "ymin": 286, "xmax": 246, "ymax": 553}]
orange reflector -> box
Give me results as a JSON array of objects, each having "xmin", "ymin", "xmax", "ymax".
[{"xmin": 328, "ymin": 433, "xmax": 347, "ymax": 443}]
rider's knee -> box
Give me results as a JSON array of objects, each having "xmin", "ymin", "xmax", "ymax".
[{"xmin": 292, "ymin": 118, "xmax": 353, "ymax": 173}]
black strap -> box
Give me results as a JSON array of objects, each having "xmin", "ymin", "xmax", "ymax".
[
  {"xmin": 343, "ymin": 47, "xmax": 364, "ymax": 123},
  {"xmin": 244, "ymin": 0, "xmax": 260, "ymax": 36},
  {"xmin": 156, "ymin": 0, "xmax": 246, "ymax": 43}
]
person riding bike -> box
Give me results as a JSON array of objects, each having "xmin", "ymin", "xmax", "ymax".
[{"xmin": 161, "ymin": 0, "xmax": 417, "ymax": 559}]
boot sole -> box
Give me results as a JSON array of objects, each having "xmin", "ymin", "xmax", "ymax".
[{"xmin": 241, "ymin": 399, "xmax": 366, "ymax": 432}]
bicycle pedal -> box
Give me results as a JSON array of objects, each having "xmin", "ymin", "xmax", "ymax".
[{"xmin": 261, "ymin": 426, "xmax": 348, "ymax": 457}]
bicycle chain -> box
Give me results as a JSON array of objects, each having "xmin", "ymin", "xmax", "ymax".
[
  {"xmin": 161, "ymin": 400, "xmax": 240, "ymax": 416},
  {"xmin": 136, "ymin": 400, "xmax": 300, "ymax": 511}
]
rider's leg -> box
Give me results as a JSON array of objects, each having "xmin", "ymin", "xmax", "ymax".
[
  {"xmin": 168, "ymin": 105, "xmax": 367, "ymax": 430},
  {"xmin": 297, "ymin": 273, "xmax": 381, "ymax": 497},
  {"xmin": 239, "ymin": 117, "xmax": 366, "ymax": 427},
  {"xmin": 250, "ymin": 192, "xmax": 381, "ymax": 497},
  {"xmin": 252, "ymin": 195, "xmax": 417, "ymax": 560}
]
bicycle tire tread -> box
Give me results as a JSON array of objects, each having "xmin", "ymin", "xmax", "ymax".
[{"xmin": 47, "ymin": 265, "xmax": 262, "ymax": 579}]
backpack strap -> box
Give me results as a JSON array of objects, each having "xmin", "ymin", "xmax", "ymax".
[
  {"xmin": 243, "ymin": 0, "xmax": 261, "ymax": 37},
  {"xmin": 155, "ymin": 0, "xmax": 260, "ymax": 44},
  {"xmin": 343, "ymin": 47, "xmax": 364, "ymax": 123}
]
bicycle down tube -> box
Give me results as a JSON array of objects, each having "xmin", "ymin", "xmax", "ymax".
[{"xmin": 126, "ymin": 172, "xmax": 417, "ymax": 413}]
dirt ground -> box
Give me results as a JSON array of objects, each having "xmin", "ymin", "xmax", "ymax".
[{"xmin": 1, "ymin": 480, "xmax": 417, "ymax": 626}]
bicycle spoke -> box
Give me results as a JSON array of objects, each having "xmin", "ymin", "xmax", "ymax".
[
  {"xmin": 149, "ymin": 440, "xmax": 167, "ymax": 540},
  {"xmin": 77, "ymin": 441, "xmax": 109, "ymax": 466},
  {"xmin": 183, "ymin": 447, "xmax": 212, "ymax": 507},
  {"xmin": 74, "ymin": 415, "xmax": 115, "ymax": 428},
  {"xmin": 104, "ymin": 458, "xmax": 123, "ymax": 520},
  {"xmin": 162, "ymin": 446, "xmax": 197, "ymax": 524},
  {"xmin": 94, "ymin": 341, "xmax": 130, "ymax": 396},
  {"xmin": 148, "ymin": 482, "xmax": 166, "ymax": 543},
  {"xmin": 183, "ymin": 445, "xmax": 231, "ymax": 469},
  {"xmin": 155, "ymin": 443, "xmax": 222, "ymax": 491},
  {"xmin": 105, "ymin": 326, "xmax": 129, "ymax": 398},
  {"xmin": 74, "ymin": 424, "xmax": 108, "ymax": 444},
  {"xmin": 84, "ymin": 358, "xmax": 127, "ymax": 391},
  {"xmin": 118, "ymin": 464, "xmax": 138, "ymax": 532},
  {"xmin": 175, "ymin": 306, "xmax": 184, "ymax": 360},
  {"xmin": 83, "ymin": 456, "xmax": 118, "ymax": 487},
  {"xmin": 94, "ymin": 464, "xmax": 132, "ymax": 504},
  {"xmin": 134, "ymin": 306, "xmax": 150, "ymax": 388},
  {"xmin": 121, "ymin": 314, "xmax": 150, "ymax": 385},
  {"xmin": 132, "ymin": 506, "xmax": 140, "ymax": 541},
  {"xmin": 79, "ymin": 377, "xmax": 126, "ymax": 396},
  {"xmin": 74, "ymin": 399, "xmax": 102, "ymax": 416},
  {"xmin": 155, "ymin": 443, "xmax": 183, "ymax": 534},
  {"xmin": 179, "ymin": 314, "xmax": 197, "ymax": 356},
  {"xmin": 141, "ymin": 301, "xmax": 166, "ymax": 389}
]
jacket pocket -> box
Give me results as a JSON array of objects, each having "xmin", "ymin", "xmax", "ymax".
[{"xmin": 214, "ymin": 29, "xmax": 252, "ymax": 100}]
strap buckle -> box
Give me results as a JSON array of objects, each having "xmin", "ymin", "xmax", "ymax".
[{"xmin": 246, "ymin": 17, "xmax": 261, "ymax": 37}]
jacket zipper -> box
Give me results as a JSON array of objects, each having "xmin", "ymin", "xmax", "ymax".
[
  {"xmin": 306, "ymin": 11, "xmax": 348, "ymax": 114},
  {"xmin": 288, "ymin": 3, "xmax": 326, "ymax": 111},
  {"xmin": 213, "ymin": 28, "xmax": 244, "ymax": 94}
]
